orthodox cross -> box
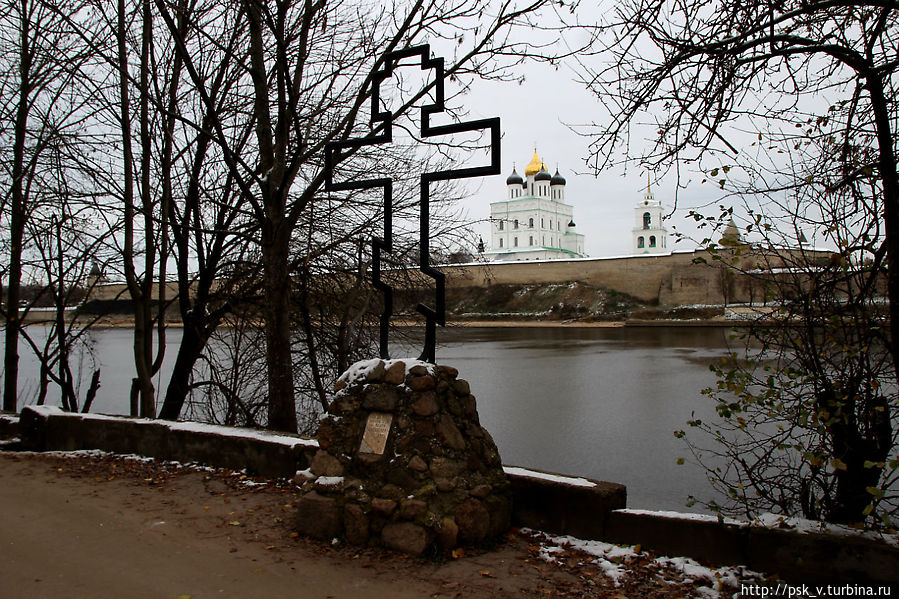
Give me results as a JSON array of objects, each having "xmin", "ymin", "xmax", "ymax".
[{"xmin": 325, "ymin": 45, "xmax": 500, "ymax": 363}]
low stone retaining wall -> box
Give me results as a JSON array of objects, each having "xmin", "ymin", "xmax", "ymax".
[
  {"xmin": 17, "ymin": 405, "xmax": 319, "ymax": 478},
  {"xmin": 605, "ymin": 510, "xmax": 899, "ymax": 584}
]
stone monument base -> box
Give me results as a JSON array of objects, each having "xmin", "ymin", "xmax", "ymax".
[{"xmin": 294, "ymin": 359, "xmax": 510, "ymax": 555}]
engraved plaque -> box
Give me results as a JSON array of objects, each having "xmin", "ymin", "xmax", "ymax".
[{"xmin": 359, "ymin": 412, "xmax": 393, "ymax": 455}]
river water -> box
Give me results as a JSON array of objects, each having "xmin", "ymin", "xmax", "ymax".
[{"xmin": 4, "ymin": 324, "xmax": 735, "ymax": 512}]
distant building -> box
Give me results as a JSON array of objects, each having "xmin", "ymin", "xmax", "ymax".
[
  {"xmin": 485, "ymin": 150, "xmax": 586, "ymax": 261},
  {"xmin": 633, "ymin": 177, "xmax": 669, "ymax": 254}
]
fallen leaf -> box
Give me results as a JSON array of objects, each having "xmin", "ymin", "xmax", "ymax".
[{"xmin": 229, "ymin": 521, "xmax": 240, "ymax": 526}]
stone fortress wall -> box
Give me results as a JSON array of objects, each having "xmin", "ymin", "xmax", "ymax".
[
  {"xmin": 78, "ymin": 245, "xmax": 831, "ymax": 312},
  {"xmin": 442, "ymin": 246, "xmax": 821, "ymax": 307}
]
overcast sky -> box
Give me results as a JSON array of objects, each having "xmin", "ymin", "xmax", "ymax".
[{"xmin": 457, "ymin": 57, "xmax": 719, "ymax": 259}]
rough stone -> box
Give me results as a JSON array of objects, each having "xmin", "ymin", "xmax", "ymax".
[
  {"xmin": 455, "ymin": 498, "xmax": 490, "ymax": 544},
  {"xmin": 470, "ymin": 484, "xmax": 492, "ymax": 499},
  {"xmin": 411, "ymin": 392, "xmax": 439, "ymax": 417},
  {"xmin": 414, "ymin": 419, "xmax": 435, "ymax": 436},
  {"xmin": 310, "ymin": 449, "xmax": 344, "ymax": 477},
  {"xmin": 408, "ymin": 365, "xmax": 429, "ymax": 377},
  {"xmin": 399, "ymin": 498, "xmax": 428, "ymax": 520},
  {"xmin": 436, "ymin": 415, "xmax": 466, "ymax": 450},
  {"xmin": 292, "ymin": 470, "xmax": 315, "ymax": 485},
  {"xmin": 407, "ymin": 375, "xmax": 436, "ymax": 392},
  {"xmin": 384, "ymin": 361, "xmax": 406, "ymax": 385},
  {"xmin": 379, "ymin": 484, "xmax": 405, "ymax": 501},
  {"xmin": 333, "ymin": 379, "xmax": 347, "ymax": 392},
  {"xmin": 316, "ymin": 420, "xmax": 339, "ymax": 450},
  {"xmin": 408, "ymin": 455, "xmax": 428, "ymax": 472},
  {"xmin": 437, "ymin": 365, "xmax": 459, "ymax": 379},
  {"xmin": 344, "ymin": 503, "xmax": 369, "ymax": 545},
  {"xmin": 362, "ymin": 385, "xmax": 400, "ymax": 411},
  {"xmin": 382, "ymin": 522, "xmax": 429, "ymax": 556},
  {"xmin": 437, "ymin": 517, "xmax": 459, "ymax": 550},
  {"xmin": 365, "ymin": 360, "xmax": 387, "ymax": 383},
  {"xmin": 430, "ymin": 457, "xmax": 465, "ymax": 479},
  {"xmin": 435, "ymin": 477, "xmax": 456, "ymax": 492},
  {"xmin": 371, "ymin": 497, "xmax": 397, "ymax": 516},
  {"xmin": 328, "ymin": 396, "xmax": 358, "ymax": 417},
  {"xmin": 295, "ymin": 492, "xmax": 343, "ymax": 541},
  {"xmin": 386, "ymin": 466, "xmax": 417, "ymax": 490},
  {"xmin": 451, "ymin": 379, "xmax": 471, "ymax": 395},
  {"xmin": 357, "ymin": 452, "xmax": 383, "ymax": 466},
  {"xmin": 484, "ymin": 494, "xmax": 512, "ymax": 537}
]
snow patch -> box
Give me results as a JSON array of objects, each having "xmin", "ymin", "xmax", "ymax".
[
  {"xmin": 526, "ymin": 529, "xmax": 764, "ymax": 594},
  {"xmin": 618, "ymin": 508, "xmax": 745, "ymax": 527},
  {"xmin": 503, "ymin": 465, "xmax": 596, "ymax": 488},
  {"xmin": 336, "ymin": 358, "xmax": 434, "ymax": 386},
  {"xmin": 751, "ymin": 513, "xmax": 899, "ymax": 546}
]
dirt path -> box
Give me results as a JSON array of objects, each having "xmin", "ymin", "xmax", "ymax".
[{"xmin": 0, "ymin": 451, "xmax": 738, "ymax": 598}]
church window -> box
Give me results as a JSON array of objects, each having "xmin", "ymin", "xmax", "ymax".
[
  {"xmin": 649, "ymin": 236, "xmax": 656, "ymax": 247},
  {"xmin": 529, "ymin": 236, "xmax": 533, "ymax": 246},
  {"xmin": 549, "ymin": 220, "xmax": 552, "ymax": 230},
  {"xmin": 529, "ymin": 217, "xmax": 534, "ymax": 228},
  {"xmin": 514, "ymin": 237, "xmax": 518, "ymax": 247},
  {"xmin": 643, "ymin": 212, "xmax": 651, "ymax": 229},
  {"xmin": 541, "ymin": 218, "xmax": 544, "ymax": 228},
  {"xmin": 514, "ymin": 219, "xmax": 519, "ymax": 229},
  {"xmin": 637, "ymin": 236, "xmax": 645, "ymax": 248},
  {"xmin": 499, "ymin": 238, "xmax": 503, "ymax": 248}
]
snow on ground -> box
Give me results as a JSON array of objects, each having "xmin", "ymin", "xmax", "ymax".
[{"xmin": 524, "ymin": 528, "xmax": 765, "ymax": 597}]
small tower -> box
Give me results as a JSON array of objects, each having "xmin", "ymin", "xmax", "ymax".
[
  {"xmin": 633, "ymin": 175, "xmax": 668, "ymax": 254},
  {"xmin": 506, "ymin": 167, "xmax": 524, "ymax": 199},
  {"xmin": 550, "ymin": 169, "xmax": 566, "ymax": 202}
]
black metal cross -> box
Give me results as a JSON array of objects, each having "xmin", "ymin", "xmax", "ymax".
[{"xmin": 325, "ymin": 44, "xmax": 500, "ymax": 363}]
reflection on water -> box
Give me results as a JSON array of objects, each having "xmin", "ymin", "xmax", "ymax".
[{"xmin": 3, "ymin": 324, "xmax": 736, "ymax": 512}]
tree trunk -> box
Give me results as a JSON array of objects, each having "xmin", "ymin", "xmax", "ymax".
[
  {"xmin": 262, "ymin": 222, "xmax": 297, "ymax": 433},
  {"xmin": 3, "ymin": 11, "xmax": 31, "ymax": 413},
  {"xmin": 866, "ymin": 74, "xmax": 899, "ymax": 382},
  {"xmin": 159, "ymin": 321, "xmax": 209, "ymax": 420}
]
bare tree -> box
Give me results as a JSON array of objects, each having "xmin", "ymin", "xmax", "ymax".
[
  {"xmin": 149, "ymin": 0, "xmax": 563, "ymax": 431},
  {"xmin": 580, "ymin": 0, "xmax": 899, "ymax": 524},
  {"xmin": 0, "ymin": 0, "xmax": 99, "ymax": 412}
]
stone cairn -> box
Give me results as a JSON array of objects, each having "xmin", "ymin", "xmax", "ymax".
[{"xmin": 294, "ymin": 358, "xmax": 510, "ymax": 556}]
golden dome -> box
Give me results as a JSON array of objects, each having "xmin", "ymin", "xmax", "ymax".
[{"xmin": 524, "ymin": 150, "xmax": 546, "ymax": 177}]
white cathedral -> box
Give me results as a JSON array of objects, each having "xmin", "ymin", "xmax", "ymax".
[
  {"xmin": 485, "ymin": 150, "xmax": 586, "ymax": 261},
  {"xmin": 485, "ymin": 150, "xmax": 668, "ymax": 261}
]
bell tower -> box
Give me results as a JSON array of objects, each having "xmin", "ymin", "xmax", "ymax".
[{"xmin": 633, "ymin": 176, "xmax": 668, "ymax": 254}]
